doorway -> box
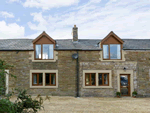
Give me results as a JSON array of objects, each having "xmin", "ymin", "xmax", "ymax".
[{"xmin": 120, "ymin": 74, "xmax": 130, "ymax": 96}]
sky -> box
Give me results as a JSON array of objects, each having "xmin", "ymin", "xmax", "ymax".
[{"xmin": 0, "ymin": 0, "xmax": 150, "ymax": 39}]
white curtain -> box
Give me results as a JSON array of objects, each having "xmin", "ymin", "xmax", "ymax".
[
  {"xmin": 36, "ymin": 46, "xmax": 38, "ymax": 58},
  {"xmin": 117, "ymin": 45, "xmax": 121, "ymax": 59},
  {"xmin": 103, "ymin": 45, "xmax": 108, "ymax": 59},
  {"xmin": 43, "ymin": 44, "xmax": 53, "ymax": 59},
  {"xmin": 36, "ymin": 45, "xmax": 41, "ymax": 59},
  {"xmin": 105, "ymin": 75, "xmax": 108, "ymax": 84},
  {"xmin": 33, "ymin": 75, "xmax": 37, "ymax": 84},
  {"xmin": 52, "ymin": 75, "xmax": 55, "ymax": 84},
  {"xmin": 43, "ymin": 45, "xmax": 48, "ymax": 59},
  {"xmin": 49, "ymin": 45, "xmax": 53, "ymax": 59}
]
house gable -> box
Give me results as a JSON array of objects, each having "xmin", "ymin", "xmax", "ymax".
[
  {"xmin": 101, "ymin": 31, "xmax": 124, "ymax": 48},
  {"xmin": 32, "ymin": 31, "xmax": 56, "ymax": 44},
  {"xmin": 99, "ymin": 31, "xmax": 125, "ymax": 61},
  {"xmin": 29, "ymin": 31, "xmax": 58, "ymax": 62}
]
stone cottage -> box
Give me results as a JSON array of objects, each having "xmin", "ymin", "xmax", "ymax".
[{"xmin": 2, "ymin": 25, "xmax": 150, "ymax": 97}]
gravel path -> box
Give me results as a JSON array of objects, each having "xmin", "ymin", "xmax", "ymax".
[{"xmin": 10, "ymin": 96, "xmax": 150, "ymax": 113}]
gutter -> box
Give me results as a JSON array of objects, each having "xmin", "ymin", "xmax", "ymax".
[
  {"xmin": 123, "ymin": 49, "xmax": 150, "ymax": 50},
  {"xmin": 0, "ymin": 50, "xmax": 34, "ymax": 51}
]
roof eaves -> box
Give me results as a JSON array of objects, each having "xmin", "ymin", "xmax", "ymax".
[
  {"xmin": 0, "ymin": 49, "xmax": 34, "ymax": 51},
  {"xmin": 123, "ymin": 48, "xmax": 150, "ymax": 50}
]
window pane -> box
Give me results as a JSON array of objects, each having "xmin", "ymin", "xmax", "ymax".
[
  {"xmin": 33, "ymin": 74, "xmax": 37, "ymax": 84},
  {"xmin": 39, "ymin": 73, "xmax": 43, "ymax": 85},
  {"xmin": 104, "ymin": 74, "xmax": 108, "ymax": 85},
  {"xmin": 120, "ymin": 76, "xmax": 128, "ymax": 86},
  {"xmin": 98, "ymin": 73, "xmax": 102, "ymax": 85},
  {"xmin": 43, "ymin": 44, "xmax": 53, "ymax": 59},
  {"xmin": 85, "ymin": 74, "xmax": 90, "ymax": 85},
  {"xmin": 49, "ymin": 45, "xmax": 53, "ymax": 59},
  {"xmin": 110, "ymin": 44, "xmax": 121, "ymax": 59},
  {"xmin": 91, "ymin": 73, "xmax": 95, "ymax": 85},
  {"xmin": 51, "ymin": 74, "xmax": 55, "ymax": 85},
  {"xmin": 103, "ymin": 45, "xmax": 109, "ymax": 59},
  {"xmin": 35, "ymin": 45, "xmax": 41, "ymax": 59},
  {"xmin": 46, "ymin": 74, "xmax": 50, "ymax": 85}
]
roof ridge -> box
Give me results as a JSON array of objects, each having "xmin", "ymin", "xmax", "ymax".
[
  {"xmin": 122, "ymin": 39, "xmax": 150, "ymax": 40},
  {"xmin": 0, "ymin": 39, "xmax": 33, "ymax": 40}
]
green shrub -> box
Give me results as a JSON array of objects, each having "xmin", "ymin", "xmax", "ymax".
[
  {"xmin": 132, "ymin": 91, "xmax": 137, "ymax": 96},
  {"xmin": 14, "ymin": 89, "xmax": 44, "ymax": 113},
  {"xmin": 0, "ymin": 98, "xmax": 16, "ymax": 113},
  {"xmin": 116, "ymin": 92, "xmax": 121, "ymax": 96},
  {"xmin": 0, "ymin": 89, "xmax": 44, "ymax": 113}
]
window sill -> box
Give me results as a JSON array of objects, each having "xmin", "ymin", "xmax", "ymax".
[
  {"xmin": 30, "ymin": 86, "xmax": 58, "ymax": 88},
  {"xmin": 83, "ymin": 86, "xmax": 113, "ymax": 89},
  {"xmin": 32, "ymin": 60, "xmax": 56, "ymax": 62},
  {"xmin": 99, "ymin": 58, "xmax": 125, "ymax": 61}
]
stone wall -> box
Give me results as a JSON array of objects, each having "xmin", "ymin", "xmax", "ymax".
[
  {"xmin": 78, "ymin": 50, "xmax": 150, "ymax": 97},
  {"xmin": 125, "ymin": 51, "xmax": 150, "ymax": 97},
  {"xmin": 0, "ymin": 51, "xmax": 32, "ymax": 93},
  {"xmin": 79, "ymin": 61, "xmax": 137, "ymax": 97},
  {"xmin": 1, "ymin": 50, "xmax": 150, "ymax": 97},
  {"xmin": 0, "ymin": 51, "xmax": 77, "ymax": 96}
]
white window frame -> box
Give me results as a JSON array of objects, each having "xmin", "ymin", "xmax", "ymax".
[
  {"xmin": 30, "ymin": 70, "xmax": 58, "ymax": 88},
  {"xmin": 83, "ymin": 70, "xmax": 112, "ymax": 88}
]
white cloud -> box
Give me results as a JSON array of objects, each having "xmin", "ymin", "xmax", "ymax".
[
  {"xmin": 0, "ymin": 11, "xmax": 14, "ymax": 18},
  {"xmin": 0, "ymin": 21, "xmax": 25, "ymax": 39},
  {"xmin": 8, "ymin": 0, "xmax": 20, "ymax": 2},
  {"xmin": 16, "ymin": 18, "xmax": 20, "ymax": 22},
  {"xmin": 27, "ymin": 0, "xmax": 150, "ymax": 39},
  {"xmin": 89, "ymin": 0, "xmax": 101, "ymax": 3},
  {"xmin": 23, "ymin": 0, "xmax": 79, "ymax": 10},
  {"xmin": 28, "ymin": 12, "xmax": 48, "ymax": 31}
]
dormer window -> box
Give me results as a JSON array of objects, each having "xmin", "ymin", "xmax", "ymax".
[
  {"xmin": 33, "ymin": 31, "xmax": 56, "ymax": 60},
  {"xmin": 100, "ymin": 31, "xmax": 124, "ymax": 61},
  {"xmin": 35, "ymin": 44, "xmax": 54, "ymax": 60},
  {"xmin": 103, "ymin": 44, "xmax": 121, "ymax": 60}
]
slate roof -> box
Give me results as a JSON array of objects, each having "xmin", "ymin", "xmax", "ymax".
[
  {"xmin": 0, "ymin": 39, "xmax": 150, "ymax": 50},
  {"xmin": 0, "ymin": 39, "xmax": 33, "ymax": 50},
  {"xmin": 55, "ymin": 39, "xmax": 102, "ymax": 50}
]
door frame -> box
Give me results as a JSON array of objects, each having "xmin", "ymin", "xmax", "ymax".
[
  {"xmin": 117, "ymin": 70, "xmax": 134, "ymax": 97},
  {"xmin": 120, "ymin": 74, "xmax": 130, "ymax": 96}
]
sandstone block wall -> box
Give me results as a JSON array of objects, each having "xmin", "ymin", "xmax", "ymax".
[{"xmin": 0, "ymin": 50, "xmax": 150, "ymax": 97}]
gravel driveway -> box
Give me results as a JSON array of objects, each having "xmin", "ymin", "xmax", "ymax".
[{"xmin": 10, "ymin": 96, "xmax": 150, "ymax": 113}]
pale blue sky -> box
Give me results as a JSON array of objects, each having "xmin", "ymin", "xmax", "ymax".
[{"xmin": 0, "ymin": 0, "xmax": 150, "ymax": 39}]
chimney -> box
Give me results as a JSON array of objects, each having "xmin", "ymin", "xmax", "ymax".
[{"xmin": 72, "ymin": 25, "xmax": 78, "ymax": 42}]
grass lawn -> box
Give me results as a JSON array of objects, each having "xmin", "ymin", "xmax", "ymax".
[{"xmin": 10, "ymin": 96, "xmax": 150, "ymax": 113}]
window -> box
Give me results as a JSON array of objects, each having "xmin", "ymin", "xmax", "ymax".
[
  {"xmin": 98, "ymin": 73, "xmax": 109, "ymax": 86},
  {"xmin": 35, "ymin": 44, "xmax": 54, "ymax": 60},
  {"xmin": 103, "ymin": 45, "xmax": 109, "ymax": 59},
  {"xmin": 45, "ymin": 73, "xmax": 56, "ymax": 86},
  {"xmin": 32, "ymin": 73, "xmax": 43, "ymax": 86},
  {"xmin": 30, "ymin": 70, "xmax": 58, "ymax": 88},
  {"xmin": 35, "ymin": 45, "xmax": 41, "ymax": 59},
  {"xmin": 83, "ymin": 70, "xmax": 112, "ymax": 88},
  {"xmin": 85, "ymin": 73, "xmax": 96, "ymax": 86},
  {"xmin": 43, "ymin": 44, "xmax": 53, "ymax": 59},
  {"xmin": 103, "ymin": 44, "xmax": 121, "ymax": 60}
]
